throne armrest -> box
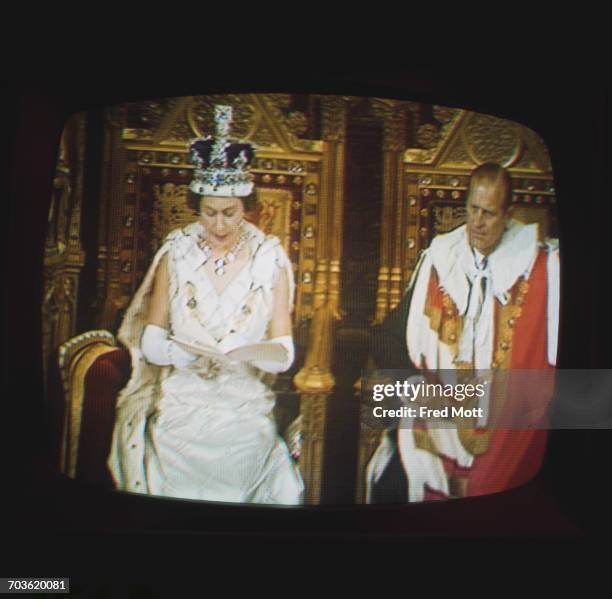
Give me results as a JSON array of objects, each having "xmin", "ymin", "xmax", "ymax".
[{"xmin": 58, "ymin": 331, "xmax": 130, "ymax": 482}]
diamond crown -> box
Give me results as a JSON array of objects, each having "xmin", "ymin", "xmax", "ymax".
[{"xmin": 189, "ymin": 105, "xmax": 255, "ymax": 198}]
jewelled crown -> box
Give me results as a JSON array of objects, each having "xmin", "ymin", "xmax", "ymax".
[{"xmin": 188, "ymin": 105, "xmax": 255, "ymax": 198}]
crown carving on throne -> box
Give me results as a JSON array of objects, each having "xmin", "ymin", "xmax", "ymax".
[{"xmin": 189, "ymin": 105, "xmax": 256, "ymax": 198}]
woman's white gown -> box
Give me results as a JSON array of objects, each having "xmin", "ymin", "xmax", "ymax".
[{"xmin": 107, "ymin": 221, "xmax": 304, "ymax": 504}]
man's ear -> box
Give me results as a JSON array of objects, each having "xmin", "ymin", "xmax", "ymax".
[{"xmin": 505, "ymin": 204, "xmax": 516, "ymax": 220}]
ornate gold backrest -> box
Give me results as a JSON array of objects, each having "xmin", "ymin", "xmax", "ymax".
[
  {"xmin": 96, "ymin": 95, "xmax": 328, "ymax": 336},
  {"xmin": 379, "ymin": 108, "xmax": 557, "ymax": 321},
  {"xmin": 146, "ymin": 182, "xmax": 303, "ymax": 326},
  {"xmin": 150, "ymin": 185, "xmax": 295, "ymax": 251}
]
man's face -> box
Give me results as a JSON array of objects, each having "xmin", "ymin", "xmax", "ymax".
[{"xmin": 466, "ymin": 181, "xmax": 509, "ymax": 256}]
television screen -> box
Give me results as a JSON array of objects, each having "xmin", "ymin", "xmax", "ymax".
[{"xmin": 7, "ymin": 73, "xmax": 611, "ymax": 550}]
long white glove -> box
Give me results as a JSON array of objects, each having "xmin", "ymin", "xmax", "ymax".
[
  {"xmin": 249, "ymin": 335, "xmax": 295, "ymax": 374},
  {"xmin": 141, "ymin": 324, "xmax": 198, "ymax": 368}
]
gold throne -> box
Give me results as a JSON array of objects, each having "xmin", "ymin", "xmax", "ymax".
[
  {"xmin": 55, "ymin": 95, "xmax": 349, "ymax": 504},
  {"xmin": 356, "ymin": 106, "xmax": 558, "ymax": 502}
]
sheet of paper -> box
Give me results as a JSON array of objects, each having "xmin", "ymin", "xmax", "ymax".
[
  {"xmin": 171, "ymin": 335, "xmax": 287, "ymax": 366},
  {"xmin": 170, "ymin": 336, "xmax": 226, "ymax": 360},
  {"xmin": 227, "ymin": 342, "xmax": 287, "ymax": 364}
]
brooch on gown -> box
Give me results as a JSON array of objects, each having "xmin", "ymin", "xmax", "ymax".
[
  {"xmin": 184, "ymin": 356, "xmax": 222, "ymax": 380},
  {"xmin": 198, "ymin": 359, "xmax": 222, "ymax": 380},
  {"xmin": 185, "ymin": 282, "xmax": 197, "ymax": 309}
]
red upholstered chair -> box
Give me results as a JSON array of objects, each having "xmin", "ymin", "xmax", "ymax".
[
  {"xmin": 58, "ymin": 332, "xmax": 126, "ymax": 485},
  {"xmin": 75, "ymin": 347, "xmax": 131, "ymax": 488}
]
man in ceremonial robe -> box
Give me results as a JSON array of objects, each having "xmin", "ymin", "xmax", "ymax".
[{"xmin": 367, "ymin": 162, "xmax": 560, "ymax": 502}]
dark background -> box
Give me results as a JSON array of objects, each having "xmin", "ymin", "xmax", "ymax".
[{"xmin": 4, "ymin": 70, "xmax": 610, "ymax": 564}]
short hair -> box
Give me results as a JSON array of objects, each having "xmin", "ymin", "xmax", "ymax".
[
  {"xmin": 187, "ymin": 191, "xmax": 257, "ymax": 214},
  {"xmin": 467, "ymin": 162, "xmax": 513, "ymax": 211}
]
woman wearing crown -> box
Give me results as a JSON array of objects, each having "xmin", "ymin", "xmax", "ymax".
[{"xmin": 107, "ymin": 106, "xmax": 304, "ymax": 504}]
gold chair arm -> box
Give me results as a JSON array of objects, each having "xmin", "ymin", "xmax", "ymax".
[{"xmin": 58, "ymin": 331, "xmax": 118, "ymax": 478}]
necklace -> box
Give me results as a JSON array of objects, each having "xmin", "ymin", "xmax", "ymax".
[{"xmin": 200, "ymin": 231, "xmax": 248, "ymax": 276}]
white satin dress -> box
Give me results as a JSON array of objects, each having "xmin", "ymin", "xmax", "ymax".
[{"xmin": 107, "ymin": 221, "xmax": 304, "ymax": 505}]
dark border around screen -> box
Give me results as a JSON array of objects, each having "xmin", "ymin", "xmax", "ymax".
[{"xmin": 4, "ymin": 70, "xmax": 610, "ymax": 557}]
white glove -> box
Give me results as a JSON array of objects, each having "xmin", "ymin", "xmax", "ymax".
[
  {"xmin": 250, "ymin": 335, "xmax": 295, "ymax": 374},
  {"xmin": 141, "ymin": 324, "xmax": 198, "ymax": 369}
]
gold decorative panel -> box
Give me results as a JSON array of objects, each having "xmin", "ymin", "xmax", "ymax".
[
  {"xmin": 254, "ymin": 188, "xmax": 293, "ymax": 241},
  {"xmin": 122, "ymin": 94, "xmax": 322, "ymax": 153},
  {"xmin": 99, "ymin": 148, "xmax": 319, "ymax": 329},
  {"xmin": 462, "ymin": 113, "xmax": 523, "ymax": 167},
  {"xmin": 404, "ymin": 109, "xmax": 553, "ymax": 175},
  {"xmin": 189, "ymin": 97, "xmax": 259, "ymax": 142},
  {"xmin": 511, "ymin": 205, "xmax": 552, "ymax": 241},
  {"xmin": 151, "ymin": 183, "xmax": 193, "ymax": 252},
  {"xmin": 42, "ymin": 114, "xmax": 86, "ymax": 388},
  {"xmin": 149, "ymin": 182, "xmax": 298, "ymax": 249}
]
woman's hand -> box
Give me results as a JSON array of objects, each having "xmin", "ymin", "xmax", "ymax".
[{"xmin": 141, "ymin": 324, "xmax": 198, "ymax": 368}]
